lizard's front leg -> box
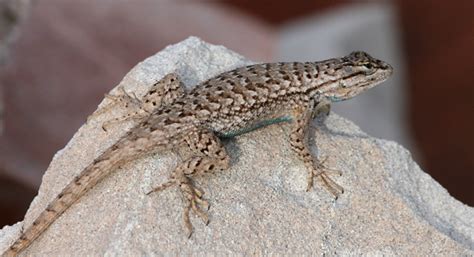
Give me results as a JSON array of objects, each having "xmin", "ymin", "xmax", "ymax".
[
  {"xmin": 290, "ymin": 100, "xmax": 344, "ymax": 198},
  {"xmin": 147, "ymin": 128, "xmax": 230, "ymax": 237}
]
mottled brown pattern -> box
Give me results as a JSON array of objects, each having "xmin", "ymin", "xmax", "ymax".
[{"xmin": 2, "ymin": 51, "xmax": 392, "ymax": 256}]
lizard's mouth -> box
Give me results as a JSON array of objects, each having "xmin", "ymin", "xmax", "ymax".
[
  {"xmin": 359, "ymin": 67, "xmax": 393, "ymax": 89},
  {"xmin": 328, "ymin": 68, "xmax": 393, "ymax": 102}
]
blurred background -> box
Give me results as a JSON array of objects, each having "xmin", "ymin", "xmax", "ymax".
[{"xmin": 0, "ymin": 0, "xmax": 472, "ymax": 228}]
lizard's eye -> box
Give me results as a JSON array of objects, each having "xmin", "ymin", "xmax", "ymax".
[{"xmin": 362, "ymin": 63, "xmax": 377, "ymax": 75}]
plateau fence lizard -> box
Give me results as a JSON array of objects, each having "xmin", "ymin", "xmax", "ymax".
[{"xmin": 2, "ymin": 51, "xmax": 393, "ymax": 256}]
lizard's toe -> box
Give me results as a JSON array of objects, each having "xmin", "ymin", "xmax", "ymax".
[
  {"xmin": 181, "ymin": 183, "xmax": 210, "ymax": 222},
  {"xmin": 180, "ymin": 182, "xmax": 211, "ymax": 236},
  {"xmin": 146, "ymin": 179, "xmax": 176, "ymax": 195},
  {"xmin": 306, "ymin": 158, "xmax": 344, "ymax": 198}
]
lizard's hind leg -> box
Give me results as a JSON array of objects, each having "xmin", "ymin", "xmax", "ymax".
[
  {"xmin": 88, "ymin": 73, "xmax": 186, "ymax": 131},
  {"xmin": 94, "ymin": 87, "xmax": 145, "ymax": 131},
  {"xmin": 147, "ymin": 129, "xmax": 230, "ymax": 238},
  {"xmin": 290, "ymin": 100, "xmax": 344, "ymax": 198}
]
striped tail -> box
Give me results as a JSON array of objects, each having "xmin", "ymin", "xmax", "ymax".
[{"xmin": 1, "ymin": 133, "xmax": 147, "ymax": 257}]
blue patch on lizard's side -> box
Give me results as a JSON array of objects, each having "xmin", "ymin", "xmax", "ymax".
[
  {"xmin": 218, "ymin": 116, "xmax": 293, "ymax": 138},
  {"xmin": 328, "ymin": 96, "xmax": 342, "ymax": 102}
]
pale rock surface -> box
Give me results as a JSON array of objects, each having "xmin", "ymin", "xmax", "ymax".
[{"xmin": 0, "ymin": 37, "xmax": 473, "ymax": 256}]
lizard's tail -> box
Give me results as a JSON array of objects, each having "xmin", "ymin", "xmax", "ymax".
[{"xmin": 1, "ymin": 131, "xmax": 157, "ymax": 257}]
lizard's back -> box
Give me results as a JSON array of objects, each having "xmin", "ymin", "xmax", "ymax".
[{"xmin": 164, "ymin": 62, "xmax": 322, "ymax": 135}]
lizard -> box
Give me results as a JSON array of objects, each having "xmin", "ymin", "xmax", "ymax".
[{"xmin": 2, "ymin": 51, "xmax": 393, "ymax": 256}]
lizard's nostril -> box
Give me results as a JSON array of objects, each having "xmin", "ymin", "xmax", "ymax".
[{"xmin": 377, "ymin": 60, "xmax": 391, "ymax": 70}]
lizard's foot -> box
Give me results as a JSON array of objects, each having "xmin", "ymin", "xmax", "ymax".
[
  {"xmin": 100, "ymin": 112, "xmax": 145, "ymax": 131},
  {"xmin": 87, "ymin": 87, "xmax": 147, "ymax": 131},
  {"xmin": 147, "ymin": 176, "xmax": 210, "ymax": 238},
  {"xmin": 89, "ymin": 73, "xmax": 186, "ymax": 132},
  {"xmin": 88, "ymin": 87, "xmax": 140, "ymax": 121},
  {"xmin": 100, "ymin": 88, "xmax": 145, "ymax": 131},
  {"xmin": 306, "ymin": 157, "xmax": 344, "ymax": 198},
  {"xmin": 147, "ymin": 130, "xmax": 228, "ymax": 238},
  {"xmin": 180, "ymin": 181, "xmax": 210, "ymax": 238}
]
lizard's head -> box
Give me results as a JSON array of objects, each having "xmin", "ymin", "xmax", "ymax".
[{"xmin": 319, "ymin": 51, "xmax": 393, "ymax": 102}]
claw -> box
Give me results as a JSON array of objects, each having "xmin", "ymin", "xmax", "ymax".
[
  {"xmin": 320, "ymin": 173, "xmax": 343, "ymax": 198},
  {"xmin": 88, "ymin": 86, "xmax": 147, "ymax": 131},
  {"xmin": 148, "ymin": 177, "xmax": 210, "ymax": 238},
  {"xmin": 307, "ymin": 157, "xmax": 344, "ymax": 198},
  {"xmin": 194, "ymin": 196, "xmax": 210, "ymax": 210},
  {"xmin": 191, "ymin": 200, "xmax": 209, "ymax": 224},
  {"xmin": 193, "ymin": 186, "xmax": 204, "ymax": 198},
  {"xmin": 306, "ymin": 173, "xmax": 314, "ymax": 192},
  {"xmin": 181, "ymin": 184, "xmax": 210, "ymax": 238},
  {"xmin": 146, "ymin": 179, "xmax": 176, "ymax": 195},
  {"xmin": 184, "ymin": 202, "xmax": 193, "ymax": 238},
  {"xmin": 313, "ymin": 168, "xmax": 342, "ymax": 177}
]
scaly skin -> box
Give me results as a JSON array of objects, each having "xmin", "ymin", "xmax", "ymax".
[{"xmin": 2, "ymin": 51, "xmax": 392, "ymax": 256}]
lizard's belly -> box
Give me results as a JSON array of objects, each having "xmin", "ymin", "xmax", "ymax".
[
  {"xmin": 215, "ymin": 115, "xmax": 293, "ymax": 138},
  {"xmin": 208, "ymin": 102, "xmax": 294, "ymax": 138}
]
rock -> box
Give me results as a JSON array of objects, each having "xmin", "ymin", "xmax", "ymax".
[{"xmin": 0, "ymin": 37, "xmax": 472, "ymax": 256}]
